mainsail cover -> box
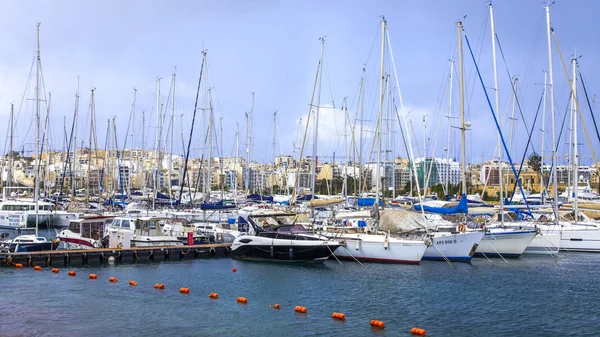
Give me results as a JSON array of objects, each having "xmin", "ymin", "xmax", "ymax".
[
  {"xmin": 309, "ymin": 198, "xmax": 345, "ymax": 208},
  {"xmin": 378, "ymin": 209, "xmax": 428, "ymax": 233},
  {"xmin": 413, "ymin": 194, "xmax": 469, "ymax": 215}
]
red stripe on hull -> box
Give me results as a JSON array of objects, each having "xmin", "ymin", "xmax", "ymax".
[{"xmin": 59, "ymin": 237, "xmax": 96, "ymax": 248}]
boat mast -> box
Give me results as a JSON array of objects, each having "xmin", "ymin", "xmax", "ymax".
[
  {"xmin": 571, "ymin": 57, "xmax": 578, "ymax": 223},
  {"xmin": 34, "ymin": 23, "xmax": 41, "ymax": 236},
  {"xmin": 489, "ymin": 3, "xmax": 502, "ymax": 220},
  {"xmin": 457, "ymin": 21, "xmax": 467, "ymax": 196},
  {"xmin": 375, "ymin": 18, "xmax": 386, "ymax": 207},
  {"xmin": 86, "ymin": 89, "xmax": 95, "ymax": 209},
  {"xmin": 129, "ymin": 88, "xmax": 136, "ymax": 198},
  {"xmin": 169, "ymin": 72, "xmax": 176, "ymax": 200},
  {"xmin": 312, "ymin": 37, "xmax": 325, "ymax": 199},
  {"xmin": 343, "ymin": 98, "xmax": 348, "ymax": 197},
  {"xmin": 234, "ymin": 122, "xmax": 239, "ymax": 195},
  {"xmin": 246, "ymin": 93, "xmax": 254, "ymax": 193},
  {"xmin": 546, "ymin": 3, "xmax": 560, "ymax": 224},
  {"xmin": 358, "ymin": 68, "xmax": 366, "ymax": 194},
  {"xmin": 272, "ymin": 110, "xmax": 277, "ymax": 195},
  {"xmin": 141, "ymin": 110, "xmax": 146, "ymax": 192},
  {"xmin": 446, "ymin": 60, "xmax": 454, "ymax": 195},
  {"xmin": 207, "ymin": 88, "xmax": 214, "ymax": 200},
  {"xmin": 153, "ymin": 77, "xmax": 161, "ymax": 210},
  {"xmin": 8, "ymin": 103, "xmax": 14, "ymax": 189},
  {"xmin": 540, "ymin": 71, "xmax": 547, "ymax": 200},
  {"xmin": 72, "ymin": 84, "xmax": 79, "ymax": 198}
]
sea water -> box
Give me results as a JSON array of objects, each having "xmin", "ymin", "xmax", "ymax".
[{"xmin": 1, "ymin": 253, "xmax": 599, "ymax": 336}]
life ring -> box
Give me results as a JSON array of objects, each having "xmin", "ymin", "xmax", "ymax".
[
  {"xmin": 457, "ymin": 195, "xmax": 462, "ymax": 201},
  {"xmin": 457, "ymin": 223, "xmax": 467, "ymax": 233}
]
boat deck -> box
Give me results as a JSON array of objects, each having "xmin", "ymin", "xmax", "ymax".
[{"xmin": 0, "ymin": 243, "xmax": 232, "ymax": 267}]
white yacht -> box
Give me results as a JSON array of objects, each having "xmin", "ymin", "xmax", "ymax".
[{"xmin": 58, "ymin": 215, "xmax": 115, "ymax": 249}]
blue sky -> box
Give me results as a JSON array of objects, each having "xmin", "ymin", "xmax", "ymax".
[{"xmin": 1, "ymin": 0, "xmax": 599, "ymax": 166}]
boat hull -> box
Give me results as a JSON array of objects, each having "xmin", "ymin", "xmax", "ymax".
[
  {"xmin": 231, "ymin": 236, "xmax": 340, "ymax": 262},
  {"xmin": 132, "ymin": 236, "xmax": 183, "ymax": 247},
  {"xmin": 523, "ymin": 233, "xmax": 560, "ymax": 255},
  {"xmin": 58, "ymin": 234, "xmax": 100, "ymax": 250},
  {"xmin": 423, "ymin": 231, "xmax": 485, "ymax": 262},
  {"xmin": 475, "ymin": 230, "xmax": 537, "ymax": 258},
  {"xmin": 10, "ymin": 242, "xmax": 53, "ymax": 252},
  {"xmin": 333, "ymin": 234, "xmax": 427, "ymax": 264}
]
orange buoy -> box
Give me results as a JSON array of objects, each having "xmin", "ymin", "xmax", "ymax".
[
  {"xmin": 15, "ymin": 263, "xmax": 23, "ymax": 268},
  {"xmin": 129, "ymin": 280, "xmax": 137, "ymax": 286},
  {"xmin": 154, "ymin": 283, "xmax": 164, "ymax": 289},
  {"xmin": 51, "ymin": 268, "xmax": 59, "ymax": 273},
  {"xmin": 332, "ymin": 312, "xmax": 346, "ymax": 320},
  {"xmin": 271, "ymin": 304, "xmax": 280, "ymax": 309},
  {"xmin": 411, "ymin": 328, "xmax": 426, "ymax": 335},
  {"xmin": 68, "ymin": 271, "xmax": 76, "ymax": 276},
  {"xmin": 89, "ymin": 273, "xmax": 98, "ymax": 279},
  {"xmin": 179, "ymin": 287, "xmax": 190, "ymax": 294},
  {"xmin": 109, "ymin": 277, "xmax": 117, "ymax": 283},
  {"xmin": 294, "ymin": 306, "xmax": 307, "ymax": 313},
  {"xmin": 208, "ymin": 292, "xmax": 219, "ymax": 299},
  {"xmin": 33, "ymin": 265, "xmax": 42, "ymax": 271},
  {"xmin": 370, "ymin": 320, "xmax": 385, "ymax": 328},
  {"xmin": 236, "ymin": 297, "xmax": 248, "ymax": 303},
  {"xmin": 232, "ymin": 267, "xmax": 237, "ymax": 273}
]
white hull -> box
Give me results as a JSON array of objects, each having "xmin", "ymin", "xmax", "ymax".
[
  {"xmin": 523, "ymin": 233, "xmax": 560, "ymax": 255},
  {"xmin": 424, "ymin": 231, "xmax": 485, "ymax": 262},
  {"xmin": 537, "ymin": 222, "xmax": 600, "ymax": 252},
  {"xmin": 475, "ymin": 230, "xmax": 537, "ymax": 258},
  {"xmin": 333, "ymin": 234, "xmax": 427, "ymax": 264},
  {"xmin": 131, "ymin": 236, "xmax": 183, "ymax": 247},
  {"xmin": 57, "ymin": 230, "xmax": 101, "ymax": 250}
]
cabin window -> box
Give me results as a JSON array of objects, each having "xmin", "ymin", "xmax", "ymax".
[
  {"xmin": 111, "ymin": 219, "xmax": 121, "ymax": 227},
  {"xmin": 68, "ymin": 222, "xmax": 80, "ymax": 233},
  {"xmin": 121, "ymin": 220, "xmax": 131, "ymax": 228}
]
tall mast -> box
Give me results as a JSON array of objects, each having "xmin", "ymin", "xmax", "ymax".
[
  {"xmin": 375, "ymin": 18, "xmax": 386, "ymax": 206},
  {"xmin": 312, "ymin": 37, "xmax": 325, "ymax": 198},
  {"xmin": 34, "ymin": 23, "xmax": 41, "ymax": 236},
  {"xmin": 169, "ymin": 72, "xmax": 176, "ymax": 199},
  {"xmin": 358, "ymin": 68, "xmax": 366, "ymax": 194},
  {"xmin": 246, "ymin": 93, "xmax": 254, "ymax": 193},
  {"xmin": 206, "ymin": 89, "xmax": 213, "ymax": 200},
  {"xmin": 546, "ymin": 4, "xmax": 559, "ymax": 223},
  {"xmin": 457, "ymin": 20, "xmax": 467, "ymax": 196},
  {"xmin": 446, "ymin": 60, "xmax": 454, "ymax": 194},
  {"xmin": 540, "ymin": 71, "xmax": 547, "ymax": 199},
  {"xmin": 153, "ymin": 77, "xmax": 161, "ymax": 210},
  {"xmin": 141, "ymin": 110, "xmax": 146, "ymax": 192},
  {"xmin": 86, "ymin": 89, "xmax": 95, "ymax": 209},
  {"xmin": 343, "ymin": 98, "xmax": 349, "ymax": 197},
  {"xmin": 235, "ymin": 122, "xmax": 239, "ymax": 195},
  {"xmin": 129, "ymin": 88, "xmax": 136, "ymax": 197},
  {"xmin": 272, "ymin": 110, "xmax": 277, "ymax": 195},
  {"xmin": 489, "ymin": 3, "xmax": 502, "ymax": 220},
  {"xmin": 571, "ymin": 57, "xmax": 578, "ymax": 223},
  {"xmin": 8, "ymin": 103, "xmax": 14, "ymax": 188}
]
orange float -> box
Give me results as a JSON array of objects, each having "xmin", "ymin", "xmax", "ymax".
[
  {"xmin": 232, "ymin": 268, "xmax": 237, "ymax": 273},
  {"xmin": 89, "ymin": 273, "xmax": 98, "ymax": 279},
  {"xmin": 14, "ymin": 263, "xmax": 23, "ymax": 268},
  {"xmin": 208, "ymin": 293, "xmax": 219, "ymax": 299},
  {"xmin": 109, "ymin": 277, "xmax": 117, "ymax": 283},
  {"xmin": 129, "ymin": 280, "xmax": 138, "ymax": 286},
  {"xmin": 33, "ymin": 266, "xmax": 42, "ymax": 271},
  {"xmin": 51, "ymin": 268, "xmax": 60, "ymax": 273},
  {"xmin": 370, "ymin": 320, "xmax": 385, "ymax": 328},
  {"xmin": 153, "ymin": 283, "xmax": 165, "ymax": 289},
  {"xmin": 332, "ymin": 312, "xmax": 346, "ymax": 320},
  {"xmin": 270, "ymin": 304, "xmax": 280, "ymax": 309},
  {"xmin": 411, "ymin": 328, "xmax": 426, "ymax": 335},
  {"xmin": 236, "ymin": 297, "xmax": 248, "ymax": 303},
  {"xmin": 179, "ymin": 287, "xmax": 190, "ymax": 294},
  {"xmin": 294, "ymin": 306, "xmax": 307, "ymax": 313},
  {"xmin": 68, "ymin": 271, "xmax": 76, "ymax": 276}
]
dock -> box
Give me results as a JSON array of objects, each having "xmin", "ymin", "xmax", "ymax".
[{"xmin": 0, "ymin": 243, "xmax": 232, "ymax": 268}]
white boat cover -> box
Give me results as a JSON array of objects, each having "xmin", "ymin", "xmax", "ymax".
[{"xmin": 378, "ymin": 209, "xmax": 428, "ymax": 233}]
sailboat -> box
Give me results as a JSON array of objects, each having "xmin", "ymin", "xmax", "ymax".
[
  {"xmin": 7, "ymin": 24, "xmax": 54, "ymax": 252},
  {"xmin": 329, "ymin": 18, "xmax": 429, "ymax": 264}
]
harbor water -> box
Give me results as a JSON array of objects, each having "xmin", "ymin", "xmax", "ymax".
[{"xmin": 1, "ymin": 253, "xmax": 599, "ymax": 336}]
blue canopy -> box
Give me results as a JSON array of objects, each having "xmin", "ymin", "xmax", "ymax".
[
  {"xmin": 247, "ymin": 194, "xmax": 274, "ymax": 202},
  {"xmin": 296, "ymin": 194, "xmax": 318, "ymax": 201},
  {"xmin": 414, "ymin": 194, "xmax": 468, "ymax": 215},
  {"xmin": 200, "ymin": 200, "xmax": 237, "ymax": 210},
  {"xmin": 357, "ymin": 197, "xmax": 382, "ymax": 207}
]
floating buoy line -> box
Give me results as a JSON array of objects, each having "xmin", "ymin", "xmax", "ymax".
[{"xmin": 13, "ymin": 264, "xmax": 427, "ymax": 333}]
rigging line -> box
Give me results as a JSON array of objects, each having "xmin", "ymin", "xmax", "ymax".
[
  {"xmin": 552, "ymin": 30, "xmax": 599, "ymax": 168},
  {"xmin": 178, "ymin": 54, "xmax": 205, "ymax": 207},
  {"xmin": 508, "ymin": 90, "xmax": 544, "ymax": 202},
  {"xmin": 12, "ymin": 55, "xmax": 36, "ymax": 154},
  {"xmin": 578, "ymin": 71, "xmax": 600, "ymax": 144},
  {"xmin": 495, "ymin": 33, "xmax": 531, "ymax": 134},
  {"xmin": 545, "ymin": 94, "xmax": 571, "ymax": 193},
  {"xmin": 463, "ymin": 28, "xmax": 531, "ymax": 214}
]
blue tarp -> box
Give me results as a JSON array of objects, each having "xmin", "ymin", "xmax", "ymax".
[
  {"xmin": 247, "ymin": 194, "xmax": 274, "ymax": 202},
  {"xmin": 357, "ymin": 197, "xmax": 382, "ymax": 207},
  {"xmin": 296, "ymin": 194, "xmax": 318, "ymax": 201},
  {"xmin": 414, "ymin": 194, "xmax": 468, "ymax": 215},
  {"xmin": 200, "ymin": 200, "xmax": 237, "ymax": 210}
]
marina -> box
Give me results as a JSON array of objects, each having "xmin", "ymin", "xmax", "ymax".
[{"xmin": 3, "ymin": 0, "xmax": 600, "ymax": 336}]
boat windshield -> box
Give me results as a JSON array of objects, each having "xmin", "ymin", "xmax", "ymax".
[{"xmin": 275, "ymin": 225, "xmax": 306, "ymax": 233}]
